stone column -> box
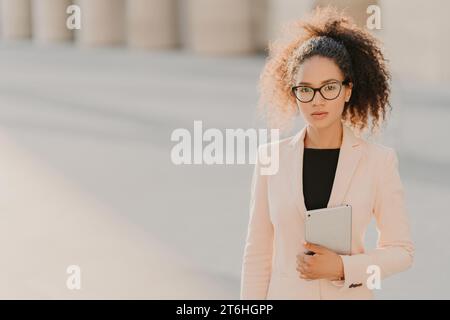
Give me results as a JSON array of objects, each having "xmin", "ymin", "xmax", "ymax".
[
  {"xmin": 0, "ymin": 0, "xmax": 32, "ymax": 39},
  {"xmin": 251, "ymin": 0, "xmax": 269, "ymax": 52},
  {"xmin": 32, "ymin": 0, "xmax": 73, "ymax": 43},
  {"xmin": 126, "ymin": 0, "xmax": 178, "ymax": 49},
  {"xmin": 185, "ymin": 0, "xmax": 255, "ymax": 55},
  {"xmin": 314, "ymin": 0, "xmax": 378, "ymax": 28},
  {"xmin": 75, "ymin": 0, "xmax": 125, "ymax": 46},
  {"xmin": 379, "ymin": 0, "xmax": 450, "ymax": 84}
]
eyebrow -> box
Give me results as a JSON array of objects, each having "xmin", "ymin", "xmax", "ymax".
[{"xmin": 297, "ymin": 79, "xmax": 340, "ymax": 86}]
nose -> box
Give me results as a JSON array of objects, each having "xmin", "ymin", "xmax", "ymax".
[{"xmin": 311, "ymin": 90, "xmax": 325, "ymax": 106}]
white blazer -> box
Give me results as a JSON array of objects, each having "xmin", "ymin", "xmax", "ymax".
[{"xmin": 240, "ymin": 124, "xmax": 414, "ymax": 299}]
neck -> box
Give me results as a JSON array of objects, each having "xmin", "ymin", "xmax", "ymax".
[{"xmin": 304, "ymin": 121, "xmax": 343, "ymax": 149}]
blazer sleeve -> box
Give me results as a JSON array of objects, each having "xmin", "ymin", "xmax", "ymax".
[
  {"xmin": 332, "ymin": 148, "xmax": 415, "ymax": 290},
  {"xmin": 240, "ymin": 146, "xmax": 274, "ymax": 299}
]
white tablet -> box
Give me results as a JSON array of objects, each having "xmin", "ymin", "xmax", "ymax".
[{"xmin": 304, "ymin": 204, "xmax": 352, "ymax": 255}]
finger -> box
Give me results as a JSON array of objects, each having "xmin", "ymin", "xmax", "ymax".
[
  {"xmin": 304, "ymin": 242, "xmax": 328, "ymax": 254},
  {"xmin": 303, "ymin": 255, "xmax": 314, "ymax": 266},
  {"xmin": 297, "ymin": 253, "xmax": 305, "ymax": 265},
  {"xmin": 298, "ymin": 263, "xmax": 309, "ymax": 273},
  {"xmin": 296, "ymin": 265, "xmax": 304, "ymax": 274},
  {"xmin": 299, "ymin": 274, "xmax": 309, "ymax": 280},
  {"xmin": 299, "ymin": 266, "xmax": 316, "ymax": 280},
  {"xmin": 298, "ymin": 269, "xmax": 309, "ymax": 277},
  {"xmin": 298, "ymin": 259, "xmax": 311, "ymax": 272},
  {"xmin": 299, "ymin": 272, "xmax": 313, "ymax": 281},
  {"xmin": 296, "ymin": 258, "xmax": 310, "ymax": 273},
  {"xmin": 303, "ymin": 255, "xmax": 312, "ymax": 263},
  {"xmin": 304, "ymin": 274, "xmax": 316, "ymax": 280}
]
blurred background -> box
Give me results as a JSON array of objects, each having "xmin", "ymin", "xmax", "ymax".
[{"xmin": 0, "ymin": 0, "xmax": 449, "ymax": 299}]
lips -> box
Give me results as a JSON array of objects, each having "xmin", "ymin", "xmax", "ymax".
[{"xmin": 311, "ymin": 111, "xmax": 329, "ymax": 120}]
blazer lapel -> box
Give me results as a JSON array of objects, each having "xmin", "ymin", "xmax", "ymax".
[
  {"xmin": 288, "ymin": 123, "xmax": 362, "ymax": 219},
  {"xmin": 288, "ymin": 126, "xmax": 308, "ymax": 219},
  {"xmin": 327, "ymin": 124, "xmax": 362, "ymax": 208}
]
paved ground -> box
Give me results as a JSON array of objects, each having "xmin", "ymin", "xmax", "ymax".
[{"xmin": 0, "ymin": 41, "xmax": 449, "ymax": 299}]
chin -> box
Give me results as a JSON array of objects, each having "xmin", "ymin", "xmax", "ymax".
[
  {"xmin": 307, "ymin": 116, "xmax": 340, "ymax": 130},
  {"xmin": 307, "ymin": 120, "xmax": 332, "ymax": 129}
]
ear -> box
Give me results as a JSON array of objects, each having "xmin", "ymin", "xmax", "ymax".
[{"xmin": 345, "ymin": 82, "xmax": 353, "ymax": 102}]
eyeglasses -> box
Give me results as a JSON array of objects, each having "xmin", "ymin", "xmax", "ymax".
[{"xmin": 291, "ymin": 80, "xmax": 350, "ymax": 103}]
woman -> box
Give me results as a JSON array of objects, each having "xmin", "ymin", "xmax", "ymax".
[{"xmin": 240, "ymin": 8, "xmax": 414, "ymax": 300}]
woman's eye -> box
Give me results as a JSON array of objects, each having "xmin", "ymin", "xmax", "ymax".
[
  {"xmin": 324, "ymin": 84, "xmax": 338, "ymax": 91},
  {"xmin": 299, "ymin": 87, "xmax": 312, "ymax": 93}
]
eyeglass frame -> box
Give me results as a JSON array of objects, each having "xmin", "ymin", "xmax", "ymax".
[{"xmin": 291, "ymin": 79, "xmax": 351, "ymax": 103}]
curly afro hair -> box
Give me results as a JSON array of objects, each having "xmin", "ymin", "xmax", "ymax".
[{"xmin": 258, "ymin": 6, "xmax": 391, "ymax": 135}]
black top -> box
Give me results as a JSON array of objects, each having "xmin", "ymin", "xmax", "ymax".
[{"xmin": 302, "ymin": 148, "xmax": 340, "ymax": 211}]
